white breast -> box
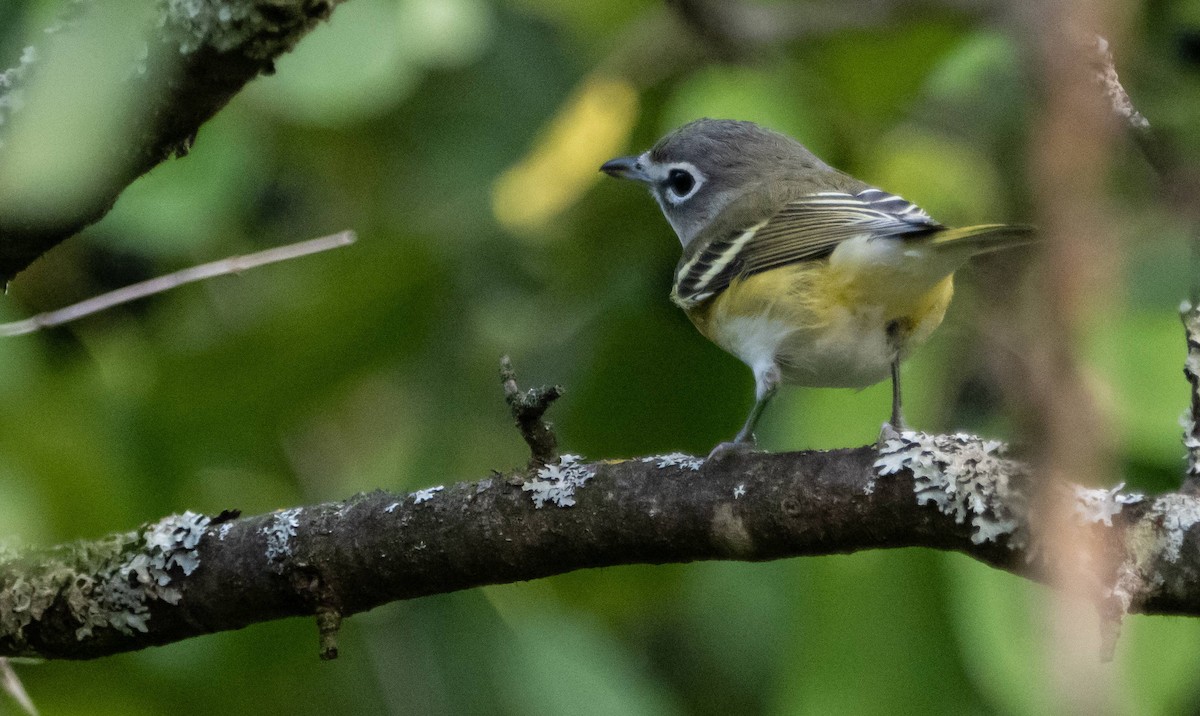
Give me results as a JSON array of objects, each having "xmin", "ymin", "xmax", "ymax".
[{"xmin": 775, "ymin": 306, "xmax": 897, "ymax": 388}]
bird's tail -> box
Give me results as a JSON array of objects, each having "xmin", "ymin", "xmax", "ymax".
[{"xmin": 929, "ymin": 223, "xmax": 1037, "ymax": 255}]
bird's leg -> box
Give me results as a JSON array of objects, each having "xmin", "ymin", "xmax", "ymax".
[
  {"xmin": 889, "ymin": 356, "xmax": 906, "ymax": 430},
  {"xmin": 709, "ymin": 364, "xmax": 780, "ymax": 461},
  {"xmin": 880, "ymin": 321, "xmax": 908, "ymax": 444}
]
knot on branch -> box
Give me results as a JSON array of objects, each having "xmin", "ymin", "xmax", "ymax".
[
  {"xmin": 315, "ymin": 606, "xmax": 342, "ymax": 661},
  {"xmin": 290, "ymin": 566, "xmax": 343, "ymax": 661},
  {"xmin": 499, "ymin": 356, "xmax": 563, "ymax": 468}
]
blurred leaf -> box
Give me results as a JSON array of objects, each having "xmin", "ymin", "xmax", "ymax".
[
  {"xmin": 659, "ymin": 64, "xmax": 833, "ymax": 158},
  {"xmin": 566, "ymin": 300, "xmax": 749, "ymax": 456},
  {"xmin": 397, "ymin": 0, "xmax": 493, "ymax": 67},
  {"xmin": 943, "ymin": 553, "xmax": 1056, "ymax": 716},
  {"xmin": 1119, "ymin": 612, "xmax": 1200, "ymax": 714},
  {"xmin": 0, "ymin": 0, "xmax": 158, "ymax": 222},
  {"xmin": 925, "ymin": 32, "xmax": 1019, "ymax": 103},
  {"xmin": 672, "ymin": 561, "xmax": 794, "ymax": 715},
  {"xmin": 0, "ymin": 456, "xmax": 50, "ymax": 542},
  {"xmin": 100, "ymin": 109, "xmax": 266, "ymax": 256},
  {"xmin": 808, "ymin": 21, "xmax": 965, "ymax": 130},
  {"xmin": 861, "ymin": 127, "xmax": 1002, "ymax": 225},
  {"xmin": 492, "ymin": 75, "xmax": 639, "ymax": 235},
  {"xmin": 244, "ymin": 0, "xmax": 412, "ymax": 125},
  {"xmin": 246, "ymin": 0, "xmax": 494, "ymax": 126},
  {"xmin": 922, "ymin": 31, "xmax": 1025, "ymax": 138},
  {"xmin": 1, "ymin": 1, "xmax": 1195, "ymax": 712},
  {"xmin": 768, "ymin": 383, "xmax": 891, "ymax": 451},
  {"xmin": 505, "ymin": 0, "xmax": 650, "ymax": 50},
  {"xmin": 1089, "ymin": 311, "xmax": 1190, "ymax": 469},
  {"xmin": 771, "ymin": 550, "xmax": 983, "ymax": 715},
  {"xmin": 944, "ymin": 552, "xmax": 1200, "ymax": 715},
  {"xmin": 498, "ymin": 609, "xmax": 682, "ymax": 716}
]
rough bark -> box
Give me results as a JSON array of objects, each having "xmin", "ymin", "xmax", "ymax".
[{"xmin": 2, "ymin": 433, "xmax": 1199, "ymax": 661}]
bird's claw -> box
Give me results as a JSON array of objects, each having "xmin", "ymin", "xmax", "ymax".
[
  {"xmin": 877, "ymin": 421, "xmax": 905, "ymax": 448},
  {"xmin": 707, "ymin": 440, "xmax": 758, "ymax": 462}
]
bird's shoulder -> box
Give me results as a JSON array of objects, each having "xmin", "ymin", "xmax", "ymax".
[
  {"xmin": 678, "ymin": 170, "xmax": 866, "ymax": 259},
  {"xmin": 672, "ymin": 173, "xmax": 940, "ymax": 307}
]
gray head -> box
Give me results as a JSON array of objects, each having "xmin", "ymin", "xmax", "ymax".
[{"xmin": 601, "ymin": 119, "xmax": 833, "ymax": 246}]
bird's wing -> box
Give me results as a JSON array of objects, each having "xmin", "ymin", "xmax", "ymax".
[{"xmin": 672, "ymin": 189, "xmax": 940, "ymax": 306}]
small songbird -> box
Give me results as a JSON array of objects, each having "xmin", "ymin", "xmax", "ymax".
[{"xmin": 601, "ymin": 118, "xmax": 1033, "ymax": 456}]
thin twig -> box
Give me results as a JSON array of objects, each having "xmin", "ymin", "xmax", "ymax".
[
  {"xmin": 499, "ymin": 356, "xmax": 563, "ymax": 468},
  {"xmin": 0, "ymin": 657, "xmax": 37, "ymax": 716},
  {"xmin": 0, "ymin": 231, "xmax": 356, "ymax": 337}
]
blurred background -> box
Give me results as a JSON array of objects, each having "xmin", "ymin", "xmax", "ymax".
[{"xmin": 2, "ymin": 0, "xmax": 1200, "ymax": 713}]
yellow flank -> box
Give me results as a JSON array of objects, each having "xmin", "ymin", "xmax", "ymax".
[{"xmin": 682, "ymin": 259, "xmax": 955, "ymax": 388}]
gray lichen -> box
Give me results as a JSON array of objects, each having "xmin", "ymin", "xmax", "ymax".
[
  {"xmin": 0, "ymin": 511, "xmax": 213, "ymax": 651},
  {"xmin": 1093, "ymin": 35, "xmax": 1151, "ymax": 130},
  {"xmin": 1072, "ymin": 484, "xmax": 1143, "ymax": 528},
  {"xmin": 0, "ymin": 46, "xmax": 38, "ymax": 146},
  {"xmin": 876, "ymin": 431, "xmax": 1029, "ymax": 546},
  {"xmin": 1145, "ymin": 493, "xmax": 1200, "ymax": 563},
  {"xmin": 261, "ymin": 508, "xmax": 301, "ymax": 569},
  {"xmin": 876, "ymin": 432, "xmax": 1150, "ymax": 551},
  {"xmin": 522, "ymin": 454, "xmax": 594, "ymax": 508},
  {"xmin": 75, "ymin": 510, "xmax": 211, "ymax": 638},
  {"xmin": 411, "ymin": 486, "xmax": 444, "ymax": 505},
  {"xmin": 639, "ymin": 453, "xmax": 704, "ymax": 471},
  {"xmin": 1108, "ymin": 493, "xmax": 1200, "ymax": 616},
  {"xmin": 158, "ymin": 0, "xmax": 333, "ymax": 59}
]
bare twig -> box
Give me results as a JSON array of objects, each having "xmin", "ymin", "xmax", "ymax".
[
  {"xmin": 0, "ymin": 231, "xmax": 356, "ymax": 337},
  {"xmin": 499, "ymin": 356, "xmax": 563, "ymax": 468},
  {"xmin": 0, "ymin": 657, "xmax": 37, "ymax": 715}
]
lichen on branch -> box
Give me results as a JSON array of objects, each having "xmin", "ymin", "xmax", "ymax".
[{"xmin": 3, "ymin": 431, "xmax": 1200, "ymax": 662}]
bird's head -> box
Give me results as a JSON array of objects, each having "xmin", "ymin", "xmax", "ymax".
[{"xmin": 601, "ymin": 118, "xmax": 831, "ymax": 246}]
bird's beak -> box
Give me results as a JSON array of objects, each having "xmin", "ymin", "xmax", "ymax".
[{"xmin": 600, "ymin": 156, "xmax": 651, "ymax": 183}]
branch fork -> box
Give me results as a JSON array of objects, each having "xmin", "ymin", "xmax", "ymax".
[{"xmin": 499, "ymin": 356, "xmax": 563, "ymax": 469}]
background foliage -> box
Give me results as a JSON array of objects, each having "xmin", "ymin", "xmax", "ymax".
[{"xmin": 2, "ymin": 0, "xmax": 1200, "ymax": 713}]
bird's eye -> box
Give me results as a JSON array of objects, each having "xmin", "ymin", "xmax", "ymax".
[{"xmin": 666, "ymin": 168, "xmax": 696, "ymax": 198}]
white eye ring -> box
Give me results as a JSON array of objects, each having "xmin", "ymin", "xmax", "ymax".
[{"xmin": 662, "ymin": 162, "xmax": 704, "ymax": 205}]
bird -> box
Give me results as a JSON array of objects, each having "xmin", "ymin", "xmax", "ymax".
[{"xmin": 600, "ymin": 118, "xmax": 1033, "ymax": 457}]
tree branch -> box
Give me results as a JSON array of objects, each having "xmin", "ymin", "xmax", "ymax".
[
  {"xmin": 2, "ymin": 429, "xmax": 1199, "ymax": 661},
  {"xmin": 1089, "ymin": 36, "xmax": 1200, "ymax": 493},
  {"xmin": 0, "ymin": 0, "xmax": 348, "ymax": 282}
]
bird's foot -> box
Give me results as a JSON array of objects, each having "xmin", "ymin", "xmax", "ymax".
[
  {"xmin": 877, "ymin": 421, "xmax": 906, "ymax": 448},
  {"xmin": 707, "ymin": 439, "xmax": 758, "ymax": 462}
]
